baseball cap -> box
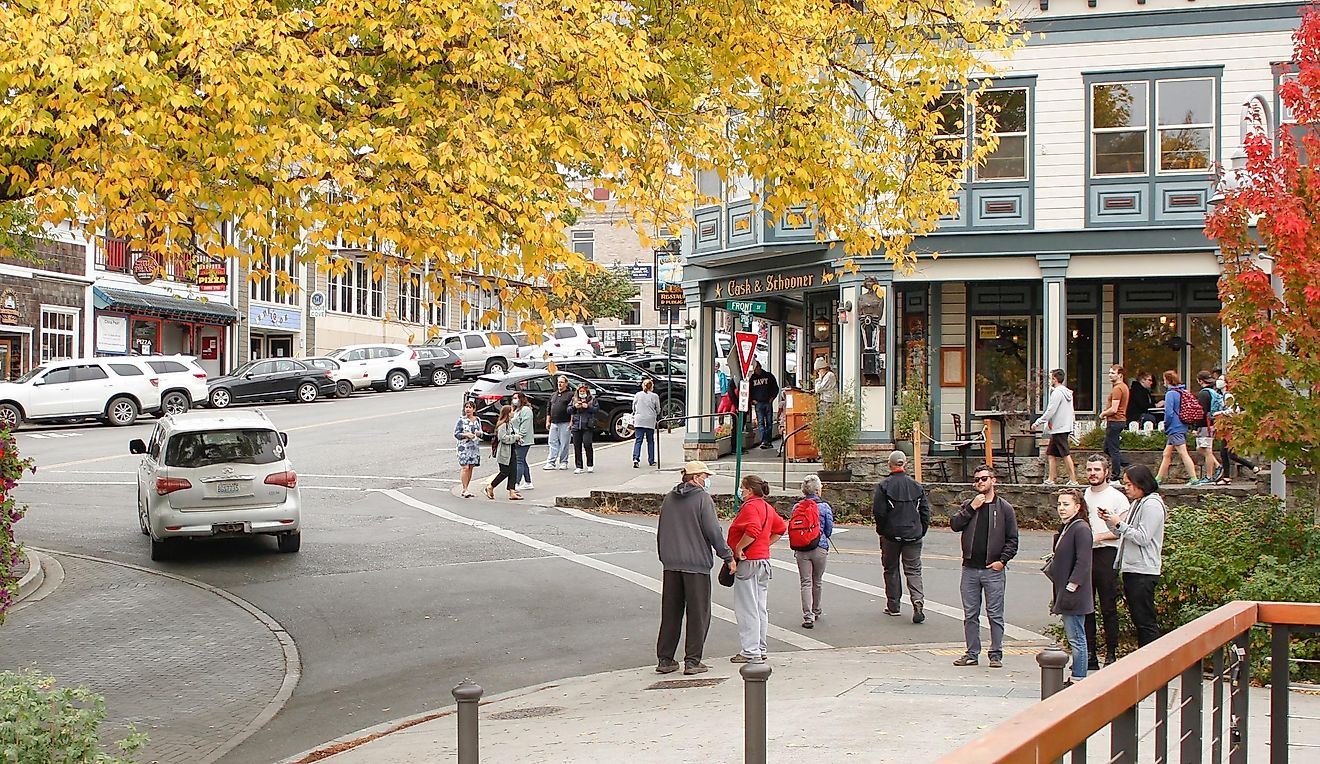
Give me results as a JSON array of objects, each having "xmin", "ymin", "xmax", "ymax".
[{"xmin": 683, "ymin": 460, "xmax": 712, "ymax": 476}]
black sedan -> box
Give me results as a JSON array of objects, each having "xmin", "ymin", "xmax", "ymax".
[
  {"xmin": 464, "ymin": 369, "xmax": 636, "ymax": 440},
  {"xmin": 207, "ymin": 359, "xmax": 338, "ymax": 409},
  {"xmin": 411, "ymin": 346, "xmax": 463, "ymax": 387}
]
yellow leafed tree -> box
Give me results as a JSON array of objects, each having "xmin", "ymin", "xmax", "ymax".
[{"xmin": 0, "ymin": 0, "xmax": 1020, "ymax": 327}]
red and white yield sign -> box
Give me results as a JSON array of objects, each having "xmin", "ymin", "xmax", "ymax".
[{"xmin": 734, "ymin": 331, "xmax": 759, "ymax": 377}]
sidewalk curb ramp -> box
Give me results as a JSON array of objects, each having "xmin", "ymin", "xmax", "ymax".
[{"xmin": 13, "ymin": 547, "xmax": 44, "ymax": 603}]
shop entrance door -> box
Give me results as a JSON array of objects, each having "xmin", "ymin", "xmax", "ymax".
[
  {"xmin": 268, "ymin": 336, "xmax": 293, "ymax": 358},
  {"xmin": 0, "ymin": 337, "xmax": 19, "ymax": 380}
]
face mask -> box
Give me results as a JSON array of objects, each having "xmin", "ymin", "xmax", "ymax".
[
  {"xmin": 1216, "ymin": 378, "xmax": 1226, "ymax": 391},
  {"xmin": 578, "ymin": 392, "xmax": 587, "ymax": 399}
]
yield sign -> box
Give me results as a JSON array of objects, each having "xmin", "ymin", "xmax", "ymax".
[{"xmin": 734, "ymin": 331, "xmax": 758, "ymax": 376}]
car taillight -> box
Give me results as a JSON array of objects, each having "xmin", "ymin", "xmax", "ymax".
[
  {"xmin": 453, "ymin": 359, "xmax": 463, "ymax": 367},
  {"xmin": 477, "ymin": 393, "xmax": 503, "ymax": 403},
  {"xmin": 265, "ymin": 470, "xmax": 298, "ymax": 488},
  {"xmin": 193, "ymin": 373, "xmax": 207, "ymax": 379},
  {"xmin": 410, "ymin": 350, "xmax": 418, "ymax": 360},
  {"xmin": 155, "ymin": 477, "xmax": 192, "ymax": 495},
  {"xmin": 149, "ymin": 377, "xmax": 160, "ymax": 387},
  {"xmin": 324, "ymin": 371, "xmax": 333, "ymax": 378}
]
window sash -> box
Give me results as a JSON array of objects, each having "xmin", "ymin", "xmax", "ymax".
[
  {"xmin": 974, "ymin": 89, "xmax": 1029, "ymax": 181},
  {"xmin": 40, "ymin": 308, "xmax": 79, "ymax": 363},
  {"xmin": 398, "ymin": 272, "xmax": 423, "ymax": 324},
  {"xmin": 1155, "ymin": 78, "xmax": 1214, "ymax": 173}
]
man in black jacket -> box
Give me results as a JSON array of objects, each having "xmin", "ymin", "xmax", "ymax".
[
  {"xmin": 949, "ymin": 465, "xmax": 1019, "ymax": 668},
  {"xmin": 747, "ymin": 361, "xmax": 780, "ymax": 449},
  {"xmin": 872, "ymin": 451, "xmax": 931, "ymax": 623}
]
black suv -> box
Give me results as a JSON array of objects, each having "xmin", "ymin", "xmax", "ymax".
[
  {"xmin": 410, "ymin": 346, "xmax": 463, "ymax": 387},
  {"xmin": 463, "ymin": 369, "xmax": 636, "ymax": 440}
]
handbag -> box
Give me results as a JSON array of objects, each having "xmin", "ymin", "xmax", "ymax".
[{"xmin": 717, "ymin": 560, "xmax": 735, "ymax": 587}]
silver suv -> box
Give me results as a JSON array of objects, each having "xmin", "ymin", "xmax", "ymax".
[
  {"xmin": 429, "ymin": 330, "xmax": 519, "ymax": 377},
  {"xmin": 130, "ymin": 409, "xmax": 301, "ymax": 560}
]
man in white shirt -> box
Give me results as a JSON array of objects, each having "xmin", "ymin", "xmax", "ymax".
[{"xmin": 1083, "ymin": 454, "xmax": 1129, "ymax": 669}]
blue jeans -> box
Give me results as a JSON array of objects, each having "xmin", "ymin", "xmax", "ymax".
[
  {"xmin": 515, "ymin": 444, "xmax": 531, "ymax": 484},
  {"xmin": 1062, "ymin": 613, "xmax": 1088, "ymax": 680},
  {"xmin": 754, "ymin": 401, "xmax": 773, "ymax": 445},
  {"xmin": 633, "ymin": 427, "xmax": 655, "ymax": 465},
  {"xmin": 547, "ymin": 422, "xmax": 571, "ymax": 465},
  {"xmin": 1104, "ymin": 421, "xmax": 1130, "ymax": 479}
]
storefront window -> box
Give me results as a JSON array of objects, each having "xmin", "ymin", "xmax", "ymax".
[
  {"xmin": 973, "ymin": 318, "xmax": 1030, "ymax": 412},
  {"xmin": 1066, "ymin": 318, "xmax": 1096, "ymax": 413},
  {"xmin": 132, "ymin": 319, "xmax": 159, "ymax": 356},
  {"xmin": 1188, "ymin": 314, "xmax": 1223, "ymax": 377},
  {"xmin": 1121, "ymin": 315, "xmax": 1180, "ymax": 381}
]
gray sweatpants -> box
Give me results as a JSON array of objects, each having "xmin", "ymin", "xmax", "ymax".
[
  {"xmin": 794, "ymin": 547, "xmax": 827, "ymax": 621},
  {"xmin": 960, "ymin": 567, "xmax": 1007, "ymax": 658},
  {"xmin": 733, "ymin": 558, "xmax": 772, "ymax": 658},
  {"xmin": 880, "ymin": 538, "xmax": 924, "ymax": 609}
]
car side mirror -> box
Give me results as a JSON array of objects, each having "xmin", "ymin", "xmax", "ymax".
[
  {"xmin": 129, "ymin": 439, "xmax": 146, "ymax": 454},
  {"xmin": 279, "ymin": 432, "xmax": 288, "ymax": 446},
  {"xmin": 31, "ymin": 379, "xmax": 44, "ymax": 386},
  {"xmin": 244, "ymin": 373, "xmax": 255, "ymax": 379}
]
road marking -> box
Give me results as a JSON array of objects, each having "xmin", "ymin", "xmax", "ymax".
[
  {"xmin": 382, "ymin": 489, "xmax": 832, "ymax": 651},
  {"xmin": 22, "ymin": 432, "xmax": 83, "ymax": 439},
  {"xmin": 300, "ymin": 474, "xmax": 457, "ymax": 483},
  {"xmin": 553, "ymin": 506, "xmax": 1047, "ymax": 642}
]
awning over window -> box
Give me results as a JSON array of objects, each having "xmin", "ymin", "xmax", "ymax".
[{"xmin": 93, "ymin": 286, "xmax": 240, "ymax": 325}]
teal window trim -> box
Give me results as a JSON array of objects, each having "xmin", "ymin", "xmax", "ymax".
[{"xmin": 937, "ymin": 75, "xmax": 1037, "ymax": 232}]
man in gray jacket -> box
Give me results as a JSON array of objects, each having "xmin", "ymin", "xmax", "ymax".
[
  {"xmin": 1033, "ymin": 368, "xmax": 1079, "ymax": 486},
  {"xmin": 656, "ymin": 461, "xmax": 735, "ymax": 676}
]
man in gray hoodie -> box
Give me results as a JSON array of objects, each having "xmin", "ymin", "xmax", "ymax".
[
  {"xmin": 1033, "ymin": 368, "xmax": 1078, "ymax": 485},
  {"xmin": 656, "ymin": 461, "xmax": 735, "ymax": 676}
]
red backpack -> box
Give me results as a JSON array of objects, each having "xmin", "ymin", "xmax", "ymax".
[
  {"xmin": 788, "ymin": 498, "xmax": 822, "ymax": 552},
  {"xmin": 1177, "ymin": 389, "xmax": 1206, "ymax": 427}
]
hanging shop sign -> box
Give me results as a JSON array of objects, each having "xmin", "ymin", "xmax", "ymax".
[
  {"xmin": 132, "ymin": 253, "xmax": 159, "ymax": 285},
  {"xmin": 702, "ymin": 265, "xmax": 822, "ymax": 303},
  {"xmin": 654, "ymin": 240, "xmax": 684, "ymax": 310},
  {"xmin": 249, "ymin": 304, "xmax": 303, "ymax": 332},
  {"xmin": 0, "ymin": 290, "xmax": 19, "ymax": 326},
  {"xmin": 196, "ymin": 263, "xmax": 228, "ymax": 292}
]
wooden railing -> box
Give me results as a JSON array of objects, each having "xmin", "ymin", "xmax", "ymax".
[{"xmin": 937, "ymin": 601, "xmax": 1320, "ymax": 764}]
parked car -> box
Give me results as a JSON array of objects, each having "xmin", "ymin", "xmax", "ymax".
[
  {"xmin": 411, "ymin": 346, "xmax": 464, "ymax": 387},
  {"xmin": 517, "ymin": 357, "xmax": 685, "ymax": 423},
  {"xmin": 523, "ymin": 323, "xmax": 602, "ymax": 360},
  {"xmin": 0, "ymin": 357, "xmax": 161, "ymax": 429},
  {"xmin": 625, "ymin": 353, "xmax": 689, "ymax": 380},
  {"xmin": 325, "ymin": 344, "xmax": 422, "ymax": 392},
  {"xmin": 206, "ymin": 358, "xmax": 337, "ymax": 408},
  {"xmin": 130, "ymin": 409, "xmax": 300, "ymax": 560},
  {"xmin": 301, "ymin": 357, "xmax": 359, "ymax": 398},
  {"xmin": 464, "ymin": 368, "xmax": 636, "ymax": 440},
  {"xmin": 426, "ymin": 330, "xmax": 519, "ymax": 377},
  {"xmin": 138, "ymin": 355, "xmax": 209, "ymax": 416}
]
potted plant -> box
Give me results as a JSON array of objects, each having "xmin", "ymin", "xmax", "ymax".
[
  {"xmin": 892, "ymin": 376, "xmax": 929, "ymax": 458},
  {"xmin": 811, "ymin": 389, "xmax": 861, "ymax": 482},
  {"xmin": 714, "ymin": 421, "xmax": 733, "ymax": 456}
]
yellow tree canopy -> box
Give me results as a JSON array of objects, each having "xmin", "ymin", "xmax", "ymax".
[{"xmin": 0, "ymin": 0, "xmax": 1019, "ymax": 328}]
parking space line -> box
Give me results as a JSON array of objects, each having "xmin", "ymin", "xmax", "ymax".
[
  {"xmin": 382, "ymin": 489, "xmax": 833, "ymax": 651},
  {"xmin": 553, "ymin": 506, "xmax": 1047, "ymax": 642}
]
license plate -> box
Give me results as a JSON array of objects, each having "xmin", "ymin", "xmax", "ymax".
[
  {"xmin": 217, "ymin": 482, "xmax": 241, "ymax": 495},
  {"xmin": 213, "ymin": 522, "xmax": 244, "ymax": 534}
]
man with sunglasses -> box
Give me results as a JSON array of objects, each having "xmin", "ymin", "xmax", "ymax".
[{"xmin": 950, "ymin": 465, "xmax": 1019, "ymax": 668}]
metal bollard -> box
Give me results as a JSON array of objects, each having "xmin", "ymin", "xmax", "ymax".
[
  {"xmin": 741, "ymin": 661, "xmax": 772, "ymax": 764},
  {"xmin": 1038, "ymin": 645, "xmax": 1069, "ymax": 699},
  {"xmin": 452, "ymin": 678, "xmax": 483, "ymax": 764}
]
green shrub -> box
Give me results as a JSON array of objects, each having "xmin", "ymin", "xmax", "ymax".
[
  {"xmin": 0, "ymin": 671, "xmax": 146, "ymax": 763},
  {"xmin": 1076, "ymin": 426, "xmax": 1167, "ymax": 452}
]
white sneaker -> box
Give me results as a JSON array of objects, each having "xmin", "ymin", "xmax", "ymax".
[
  {"xmin": 542, "ymin": 463, "xmax": 556, "ymax": 471},
  {"xmin": 586, "ymin": 466, "xmax": 594, "ymax": 473},
  {"xmin": 558, "ymin": 462, "xmax": 569, "ymax": 470},
  {"xmin": 574, "ymin": 468, "xmax": 584, "ymax": 474},
  {"xmin": 516, "ymin": 481, "xmax": 533, "ymax": 490}
]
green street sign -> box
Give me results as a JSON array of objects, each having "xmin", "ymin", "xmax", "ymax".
[{"xmin": 726, "ymin": 300, "xmax": 766, "ymax": 314}]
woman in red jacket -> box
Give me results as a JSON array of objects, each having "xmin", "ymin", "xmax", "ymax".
[{"xmin": 728, "ymin": 475, "xmax": 786, "ymax": 663}]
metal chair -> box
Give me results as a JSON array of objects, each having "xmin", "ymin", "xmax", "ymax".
[{"xmin": 949, "ymin": 414, "xmax": 987, "ymax": 480}]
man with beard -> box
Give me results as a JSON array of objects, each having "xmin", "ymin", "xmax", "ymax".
[{"xmin": 1082, "ymin": 454, "xmax": 1129, "ymax": 670}]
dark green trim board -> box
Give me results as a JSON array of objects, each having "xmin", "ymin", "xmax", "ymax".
[
  {"xmin": 1023, "ymin": 3, "xmax": 1304, "ymax": 46},
  {"xmin": 913, "ymin": 226, "xmax": 1215, "ymax": 257}
]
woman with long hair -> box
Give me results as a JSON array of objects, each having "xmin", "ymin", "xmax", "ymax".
[
  {"xmin": 1102, "ymin": 464, "xmax": 1166, "ymax": 648},
  {"xmin": 728, "ymin": 475, "xmax": 786, "ymax": 664},
  {"xmin": 632, "ymin": 377, "xmax": 660, "ymax": 469},
  {"xmin": 511, "ymin": 391, "xmax": 535, "ymax": 490},
  {"xmin": 486, "ymin": 404, "xmax": 523, "ymax": 500},
  {"xmin": 1048, "ymin": 489, "xmax": 1094, "ymax": 685},
  {"xmin": 454, "ymin": 400, "xmax": 483, "ymax": 498},
  {"xmin": 570, "ymin": 382, "xmax": 600, "ymax": 474}
]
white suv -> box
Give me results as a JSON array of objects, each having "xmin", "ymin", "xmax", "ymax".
[
  {"xmin": 130, "ymin": 409, "xmax": 301, "ymax": 560},
  {"xmin": 524, "ymin": 323, "xmax": 602, "ymax": 360},
  {"xmin": 138, "ymin": 355, "xmax": 209, "ymax": 416},
  {"xmin": 0, "ymin": 357, "xmax": 161, "ymax": 429},
  {"xmin": 325, "ymin": 344, "xmax": 421, "ymax": 392}
]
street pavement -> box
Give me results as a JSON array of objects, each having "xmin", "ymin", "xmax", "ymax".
[{"xmin": 7, "ymin": 384, "xmax": 1059, "ymax": 764}]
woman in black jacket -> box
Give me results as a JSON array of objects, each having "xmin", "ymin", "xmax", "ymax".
[
  {"xmin": 1049, "ymin": 489, "xmax": 1094, "ymax": 685},
  {"xmin": 569, "ymin": 383, "xmax": 600, "ymax": 473}
]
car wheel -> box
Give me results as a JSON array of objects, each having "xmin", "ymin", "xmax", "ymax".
[
  {"xmin": 161, "ymin": 391, "xmax": 190, "ymax": 417},
  {"xmin": 138, "ymin": 496, "xmax": 150, "ymax": 536},
  {"xmin": 297, "ymin": 382, "xmax": 319, "ymax": 403},
  {"xmin": 0, "ymin": 403, "xmax": 21, "ymax": 430},
  {"xmin": 431, "ymin": 367, "xmax": 451, "ymax": 387},
  {"xmin": 150, "ymin": 537, "xmax": 173, "ymax": 561},
  {"xmin": 105, "ymin": 396, "xmax": 139, "ymax": 426},
  {"xmin": 485, "ymin": 359, "xmax": 507, "ymax": 375},
  {"xmin": 209, "ymin": 388, "xmax": 232, "ymax": 408},
  {"xmin": 277, "ymin": 531, "xmax": 301, "ymax": 553},
  {"xmin": 609, "ymin": 410, "xmax": 633, "ymax": 441},
  {"xmin": 335, "ymin": 380, "xmax": 353, "ymax": 398},
  {"xmin": 386, "ymin": 370, "xmax": 409, "ymax": 392}
]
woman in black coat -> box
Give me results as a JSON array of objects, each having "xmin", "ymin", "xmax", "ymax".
[{"xmin": 1049, "ymin": 489, "xmax": 1095, "ymax": 685}]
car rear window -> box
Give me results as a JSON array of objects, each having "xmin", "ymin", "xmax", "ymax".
[
  {"xmin": 554, "ymin": 327, "xmax": 575, "ymax": 339},
  {"xmin": 109, "ymin": 363, "xmax": 144, "ymax": 376},
  {"xmin": 584, "ymin": 325, "xmax": 598, "ymax": 338},
  {"xmin": 469, "ymin": 376, "xmax": 503, "ymax": 394},
  {"xmin": 146, "ymin": 361, "xmax": 189, "ymax": 374},
  {"xmin": 164, "ymin": 429, "xmax": 284, "ymax": 468}
]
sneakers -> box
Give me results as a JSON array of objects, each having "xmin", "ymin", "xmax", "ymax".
[
  {"xmin": 633, "ymin": 460, "xmax": 639, "ymax": 469},
  {"xmin": 1041, "ymin": 478, "xmax": 1057, "ymax": 486},
  {"xmin": 586, "ymin": 466, "xmax": 594, "ymax": 473},
  {"xmin": 557, "ymin": 462, "xmax": 569, "ymax": 470},
  {"xmin": 731, "ymin": 654, "xmax": 765, "ymax": 664},
  {"xmin": 1211, "ymin": 466, "xmax": 1225, "ymax": 482},
  {"xmin": 801, "ymin": 619, "xmax": 814, "ymax": 629},
  {"xmin": 542, "ymin": 463, "xmax": 556, "ymax": 471},
  {"xmin": 655, "ymin": 660, "xmax": 680, "ymax": 674},
  {"xmin": 683, "ymin": 662, "xmax": 709, "ymax": 675},
  {"xmin": 988, "ymin": 655, "xmax": 1003, "ymax": 669},
  {"xmin": 1109, "ymin": 480, "xmax": 1124, "ymax": 489},
  {"xmin": 516, "ymin": 480, "xmax": 533, "ymax": 490},
  {"xmin": 574, "ymin": 468, "xmax": 584, "ymax": 474},
  {"xmin": 1064, "ymin": 479, "xmax": 1081, "ymax": 487},
  {"xmin": 953, "ymin": 655, "xmax": 979, "ymax": 666},
  {"xmin": 912, "ymin": 604, "xmax": 925, "ymax": 624},
  {"xmin": 884, "ymin": 604, "xmax": 901, "ymax": 617}
]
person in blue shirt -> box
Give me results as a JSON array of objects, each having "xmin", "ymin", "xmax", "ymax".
[
  {"xmin": 794, "ymin": 474, "xmax": 834, "ymax": 629},
  {"xmin": 1155, "ymin": 370, "xmax": 1202, "ymax": 485}
]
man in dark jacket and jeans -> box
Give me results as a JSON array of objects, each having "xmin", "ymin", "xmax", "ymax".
[
  {"xmin": 747, "ymin": 361, "xmax": 780, "ymax": 449},
  {"xmin": 950, "ymin": 464, "xmax": 1019, "ymax": 668},
  {"xmin": 872, "ymin": 451, "xmax": 931, "ymax": 623},
  {"xmin": 656, "ymin": 461, "xmax": 735, "ymax": 676}
]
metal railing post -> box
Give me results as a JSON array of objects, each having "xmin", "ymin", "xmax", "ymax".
[
  {"xmin": 1229, "ymin": 633, "xmax": 1250, "ymax": 764},
  {"xmin": 1111, "ymin": 705, "xmax": 1139, "ymax": 764},
  {"xmin": 741, "ymin": 661, "xmax": 772, "ymax": 764},
  {"xmin": 452, "ymin": 679, "xmax": 483, "ymax": 764},
  {"xmin": 1037, "ymin": 646, "xmax": 1068, "ymax": 699},
  {"xmin": 1181, "ymin": 664, "xmax": 1204, "ymax": 764},
  {"xmin": 1270, "ymin": 625, "xmax": 1290, "ymax": 764}
]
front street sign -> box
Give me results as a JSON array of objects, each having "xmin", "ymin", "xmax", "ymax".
[{"xmin": 726, "ymin": 300, "xmax": 766, "ymax": 314}]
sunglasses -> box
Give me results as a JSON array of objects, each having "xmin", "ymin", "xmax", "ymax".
[{"xmin": 973, "ymin": 475, "xmax": 993, "ymax": 483}]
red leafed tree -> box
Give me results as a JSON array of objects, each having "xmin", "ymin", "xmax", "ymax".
[{"xmin": 1205, "ymin": 2, "xmax": 1320, "ymax": 504}]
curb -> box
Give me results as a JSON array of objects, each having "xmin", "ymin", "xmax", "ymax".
[
  {"xmin": 27, "ymin": 547, "xmax": 301, "ymax": 764},
  {"xmin": 14, "ymin": 547, "xmax": 44, "ymax": 603}
]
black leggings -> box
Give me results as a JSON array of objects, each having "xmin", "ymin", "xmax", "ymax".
[
  {"xmin": 490, "ymin": 450, "xmax": 520, "ymax": 490},
  {"xmin": 1219, "ymin": 442, "xmax": 1256, "ymax": 474},
  {"xmin": 1085, "ymin": 546, "xmax": 1121, "ymax": 663},
  {"xmin": 573, "ymin": 429, "xmax": 594, "ymax": 468}
]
